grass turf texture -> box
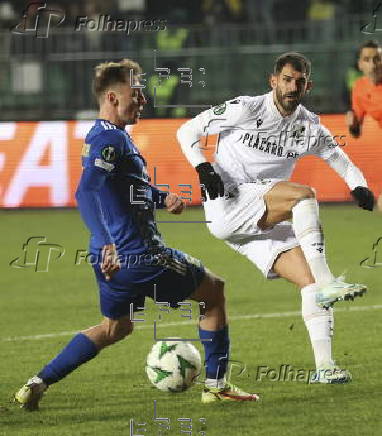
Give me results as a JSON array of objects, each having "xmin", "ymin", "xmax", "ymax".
[{"xmin": 0, "ymin": 206, "xmax": 381, "ymax": 436}]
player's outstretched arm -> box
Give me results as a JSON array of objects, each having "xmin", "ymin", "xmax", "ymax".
[
  {"xmin": 177, "ymin": 118, "xmax": 224, "ymax": 201},
  {"xmin": 164, "ymin": 192, "xmax": 185, "ymax": 214},
  {"xmin": 177, "ymin": 101, "xmax": 246, "ymax": 200},
  {"xmin": 151, "ymin": 186, "xmax": 184, "ymax": 214},
  {"xmin": 346, "ymin": 110, "xmax": 362, "ymax": 138},
  {"xmin": 324, "ymin": 148, "xmax": 375, "ymax": 211},
  {"xmin": 195, "ymin": 162, "xmax": 224, "ymax": 201},
  {"xmin": 350, "ymin": 186, "xmax": 375, "ymax": 211},
  {"xmin": 151, "ymin": 185, "xmax": 169, "ymax": 209}
]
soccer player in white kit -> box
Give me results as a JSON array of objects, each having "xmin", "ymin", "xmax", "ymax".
[{"xmin": 177, "ymin": 52, "xmax": 375, "ymax": 383}]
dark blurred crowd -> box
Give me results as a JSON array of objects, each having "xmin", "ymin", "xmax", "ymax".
[{"xmin": 0, "ymin": 0, "xmax": 377, "ymax": 28}]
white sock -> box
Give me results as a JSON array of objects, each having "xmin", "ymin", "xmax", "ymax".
[
  {"xmin": 205, "ymin": 378, "xmax": 225, "ymax": 389},
  {"xmin": 301, "ymin": 283, "xmax": 334, "ymax": 369},
  {"xmin": 292, "ymin": 198, "xmax": 334, "ymax": 285}
]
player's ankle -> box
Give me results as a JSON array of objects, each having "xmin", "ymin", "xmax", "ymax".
[{"xmin": 205, "ymin": 377, "xmax": 225, "ymax": 389}]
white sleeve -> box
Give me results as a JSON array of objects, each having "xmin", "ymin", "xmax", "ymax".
[
  {"xmin": 324, "ymin": 148, "xmax": 367, "ymax": 190},
  {"xmin": 310, "ymin": 124, "xmax": 339, "ymax": 160},
  {"xmin": 177, "ymin": 98, "xmax": 247, "ymax": 168},
  {"xmin": 311, "ymin": 123, "xmax": 367, "ymax": 190}
]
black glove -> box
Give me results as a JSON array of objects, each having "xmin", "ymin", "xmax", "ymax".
[
  {"xmin": 196, "ymin": 162, "xmax": 224, "ymax": 201},
  {"xmin": 351, "ymin": 186, "xmax": 375, "ymax": 211},
  {"xmin": 349, "ymin": 124, "xmax": 361, "ymax": 138}
]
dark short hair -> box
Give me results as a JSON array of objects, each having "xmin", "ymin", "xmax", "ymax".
[
  {"xmin": 357, "ymin": 40, "xmax": 381, "ymax": 59},
  {"xmin": 273, "ymin": 52, "xmax": 311, "ymax": 78}
]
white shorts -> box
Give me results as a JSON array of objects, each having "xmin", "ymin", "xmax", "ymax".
[{"xmin": 203, "ymin": 180, "xmax": 299, "ymax": 279}]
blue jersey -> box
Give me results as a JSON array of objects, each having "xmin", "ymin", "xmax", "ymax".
[{"xmin": 75, "ymin": 119, "xmax": 168, "ymax": 256}]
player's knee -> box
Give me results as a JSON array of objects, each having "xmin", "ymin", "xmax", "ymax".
[
  {"xmin": 290, "ymin": 186, "xmax": 316, "ymax": 207},
  {"xmin": 213, "ymin": 275, "xmax": 225, "ymax": 296},
  {"xmin": 206, "ymin": 274, "xmax": 225, "ymax": 308},
  {"xmin": 104, "ymin": 320, "xmax": 134, "ymax": 345}
]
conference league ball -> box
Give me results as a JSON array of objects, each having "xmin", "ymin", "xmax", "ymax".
[{"xmin": 146, "ymin": 339, "xmax": 202, "ymax": 392}]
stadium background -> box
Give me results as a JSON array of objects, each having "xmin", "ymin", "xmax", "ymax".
[
  {"xmin": 1, "ymin": 3, "xmax": 382, "ymax": 436},
  {"xmin": 0, "ymin": 0, "xmax": 381, "ymax": 207}
]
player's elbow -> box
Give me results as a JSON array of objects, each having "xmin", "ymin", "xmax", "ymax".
[
  {"xmin": 176, "ymin": 123, "xmax": 189, "ymax": 145},
  {"xmin": 75, "ymin": 182, "xmax": 98, "ymax": 197},
  {"xmin": 75, "ymin": 186, "xmax": 87, "ymax": 203},
  {"xmin": 176, "ymin": 119, "xmax": 201, "ymax": 147},
  {"xmin": 74, "ymin": 187, "xmax": 82, "ymax": 203}
]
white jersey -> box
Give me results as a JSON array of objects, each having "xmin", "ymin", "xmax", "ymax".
[{"xmin": 177, "ymin": 91, "xmax": 367, "ymax": 191}]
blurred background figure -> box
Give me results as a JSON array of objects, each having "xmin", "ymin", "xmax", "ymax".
[
  {"xmin": 345, "ymin": 40, "xmax": 382, "ymax": 210},
  {"xmin": 307, "ymin": 0, "xmax": 336, "ymax": 43},
  {"xmin": 1, "ymin": 0, "xmax": 382, "ymax": 120}
]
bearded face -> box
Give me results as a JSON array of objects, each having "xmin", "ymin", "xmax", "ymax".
[
  {"xmin": 271, "ymin": 63, "xmax": 310, "ymax": 115},
  {"xmin": 275, "ymin": 85, "xmax": 302, "ymax": 113}
]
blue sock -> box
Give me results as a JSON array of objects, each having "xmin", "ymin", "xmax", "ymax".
[
  {"xmin": 38, "ymin": 333, "xmax": 98, "ymax": 385},
  {"xmin": 199, "ymin": 326, "xmax": 230, "ymax": 380}
]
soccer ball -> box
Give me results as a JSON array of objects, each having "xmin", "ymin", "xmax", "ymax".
[{"xmin": 146, "ymin": 339, "xmax": 202, "ymax": 392}]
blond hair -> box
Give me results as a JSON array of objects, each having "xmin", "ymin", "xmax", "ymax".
[{"xmin": 92, "ymin": 58, "xmax": 142, "ymax": 100}]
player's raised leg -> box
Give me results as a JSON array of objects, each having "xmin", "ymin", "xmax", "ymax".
[
  {"xmin": 261, "ymin": 180, "xmax": 366, "ymax": 306},
  {"xmin": 14, "ymin": 316, "xmax": 134, "ymax": 410},
  {"xmin": 189, "ymin": 271, "xmax": 259, "ymax": 402},
  {"xmin": 273, "ymin": 246, "xmax": 352, "ymax": 383}
]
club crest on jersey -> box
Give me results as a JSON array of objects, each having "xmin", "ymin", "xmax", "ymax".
[
  {"xmin": 213, "ymin": 103, "xmax": 226, "ymax": 115},
  {"xmin": 94, "ymin": 158, "xmax": 115, "ymax": 172},
  {"xmin": 101, "ymin": 146, "xmax": 117, "ymax": 162}
]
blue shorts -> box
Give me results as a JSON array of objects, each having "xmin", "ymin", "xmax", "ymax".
[{"xmin": 93, "ymin": 248, "xmax": 206, "ymax": 319}]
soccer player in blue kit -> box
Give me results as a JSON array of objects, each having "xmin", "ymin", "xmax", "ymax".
[{"xmin": 14, "ymin": 59, "xmax": 259, "ymax": 410}]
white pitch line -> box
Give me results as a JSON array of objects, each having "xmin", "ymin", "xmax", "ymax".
[{"xmin": 2, "ymin": 304, "xmax": 382, "ymax": 343}]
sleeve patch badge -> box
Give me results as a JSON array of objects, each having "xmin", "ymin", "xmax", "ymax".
[
  {"xmin": 213, "ymin": 103, "xmax": 226, "ymax": 115},
  {"xmin": 95, "ymin": 158, "xmax": 115, "ymax": 172},
  {"xmin": 101, "ymin": 145, "xmax": 117, "ymax": 162}
]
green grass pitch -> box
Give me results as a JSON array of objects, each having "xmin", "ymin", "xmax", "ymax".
[{"xmin": 0, "ymin": 206, "xmax": 381, "ymax": 436}]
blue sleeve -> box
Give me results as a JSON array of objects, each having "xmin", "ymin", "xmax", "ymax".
[
  {"xmin": 75, "ymin": 168, "xmax": 113, "ymax": 246},
  {"xmin": 151, "ymin": 185, "xmax": 169, "ymax": 209},
  {"xmin": 75, "ymin": 130, "xmax": 123, "ymax": 246}
]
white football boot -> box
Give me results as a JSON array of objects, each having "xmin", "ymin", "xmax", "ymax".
[
  {"xmin": 14, "ymin": 376, "xmax": 48, "ymax": 411},
  {"xmin": 315, "ymin": 276, "xmax": 367, "ymax": 308},
  {"xmin": 310, "ymin": 365, "xmax": 352, "ymax": 384}
]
